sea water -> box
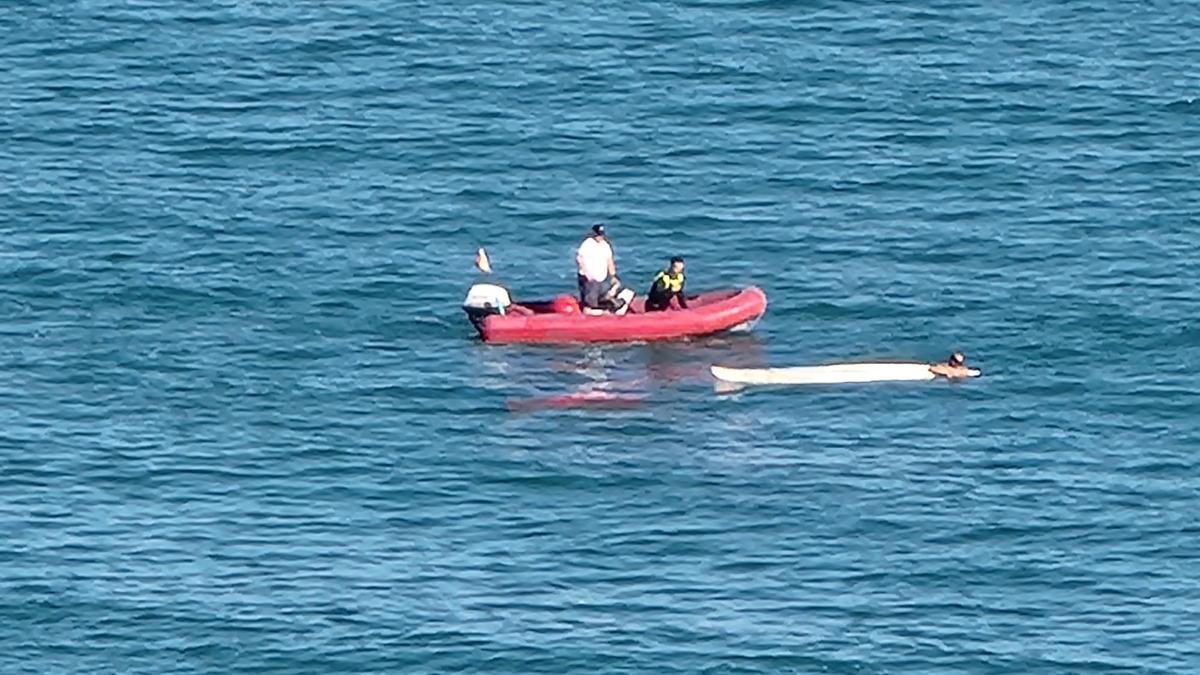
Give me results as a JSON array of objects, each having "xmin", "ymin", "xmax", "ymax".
[{"xmin": 2, "ymin": 1, "xmax": 1199, "ymax": 672}]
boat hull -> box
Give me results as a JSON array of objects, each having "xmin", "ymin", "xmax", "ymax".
[{"xmin": 477, "ymin": 287, "xmax": 767, "ymax": 344}]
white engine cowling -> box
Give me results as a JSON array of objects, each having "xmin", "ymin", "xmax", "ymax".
[{"xmin": 463, "ymin": 283, "xmax": 511, "ymax": 314}]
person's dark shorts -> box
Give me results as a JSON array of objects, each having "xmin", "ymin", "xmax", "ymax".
[
  {"xmin": 644, "ymin": 298, "xmax": 669, "ymax": 312},
  {"xmin": 578, "ymin": 275, "xmax": 614, "ymax": 309}
]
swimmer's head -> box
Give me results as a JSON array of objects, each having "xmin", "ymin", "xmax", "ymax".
[{"xmin": 948, "ymin": 352, "xmax": 966, "ymax": 367}]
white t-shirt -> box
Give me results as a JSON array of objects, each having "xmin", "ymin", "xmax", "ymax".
[{"xmin": 576, "ymin": 237, "xmax": 613, "ymax": 282}]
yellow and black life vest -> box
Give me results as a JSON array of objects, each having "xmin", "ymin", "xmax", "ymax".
[{"xmin": 653, "ymin": 270, "xmax": 684, "ymax": 293}]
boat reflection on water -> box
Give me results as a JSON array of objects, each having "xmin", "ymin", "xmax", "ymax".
[
  {"xmin": 506, "ymin": 391, "xmax": 646, "ymax": 413},
  {"xmin": 503, "ymin": 333, "xmax": 767, "ymax": 413}
]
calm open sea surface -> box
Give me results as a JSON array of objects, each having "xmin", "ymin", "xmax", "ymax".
[{"xmin": 2, "ymin": 1, "xmax": 1200, "ymax": 673}]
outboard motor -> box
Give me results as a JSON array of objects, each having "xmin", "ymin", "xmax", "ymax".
[{"xmin": 462, "ymin": 283, "xmax": 512, "ymax": 333}]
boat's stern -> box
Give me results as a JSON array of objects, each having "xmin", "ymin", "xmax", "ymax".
[{"xmin": 462, "ymin": 283, "xmax": 511, "ymax": 337}]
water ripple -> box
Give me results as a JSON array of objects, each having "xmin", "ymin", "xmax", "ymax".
[{"xmin": 3, "ymin": 0, "xmax": 1200, "ymax": 673}]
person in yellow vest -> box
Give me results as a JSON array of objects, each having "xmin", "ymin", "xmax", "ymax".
[{"xmin": 645, "ymin": 256, "xmax": 688, "ymax": 312}]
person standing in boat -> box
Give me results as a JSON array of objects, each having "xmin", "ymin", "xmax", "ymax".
[
  {"xmin": 645, "ymin": 256, "xmax": 688, "ymax": 312},
  {"xmin": 576, "ymin": 224, "xmax": 621, "ymax": 311}
]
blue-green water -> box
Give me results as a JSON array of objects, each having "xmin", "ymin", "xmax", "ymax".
[{"xmin": 3, "ymin": 1, "xmax": 1200, "ymax": 673}]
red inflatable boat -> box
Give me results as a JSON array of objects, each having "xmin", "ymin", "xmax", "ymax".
[{"xmin": 463, "ymin": 285, "xmax": 767, "ymax": 344}]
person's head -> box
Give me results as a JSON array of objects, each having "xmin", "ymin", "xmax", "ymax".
[
  {"xmin": 669, "ymin": 256, "xmax": 684, "ymax": 275},
  {"xmin": 590, "ymin": 223, "xmax": 606, "ymax": 239},
  {"xmin": 948, "ymin": 352, "xmax": 966, "ymax": 367}
]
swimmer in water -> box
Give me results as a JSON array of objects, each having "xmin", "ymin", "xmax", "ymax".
[{"xmin": 928, "ymin": 351, "xmax": 977, "ymax": 378}]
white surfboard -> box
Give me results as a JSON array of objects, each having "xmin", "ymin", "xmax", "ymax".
[{"xmin": 710, "ymin": 362, "xmax": 980, "ymax": 385}]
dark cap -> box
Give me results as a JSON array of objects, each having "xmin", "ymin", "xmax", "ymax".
[
  {"xmin": 670, "ymin": 256, "xmax": 684, "ymax": 265},
  {"xmin": 591, "ymin": 223, "xmax": 606, "ymax": 236}
]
